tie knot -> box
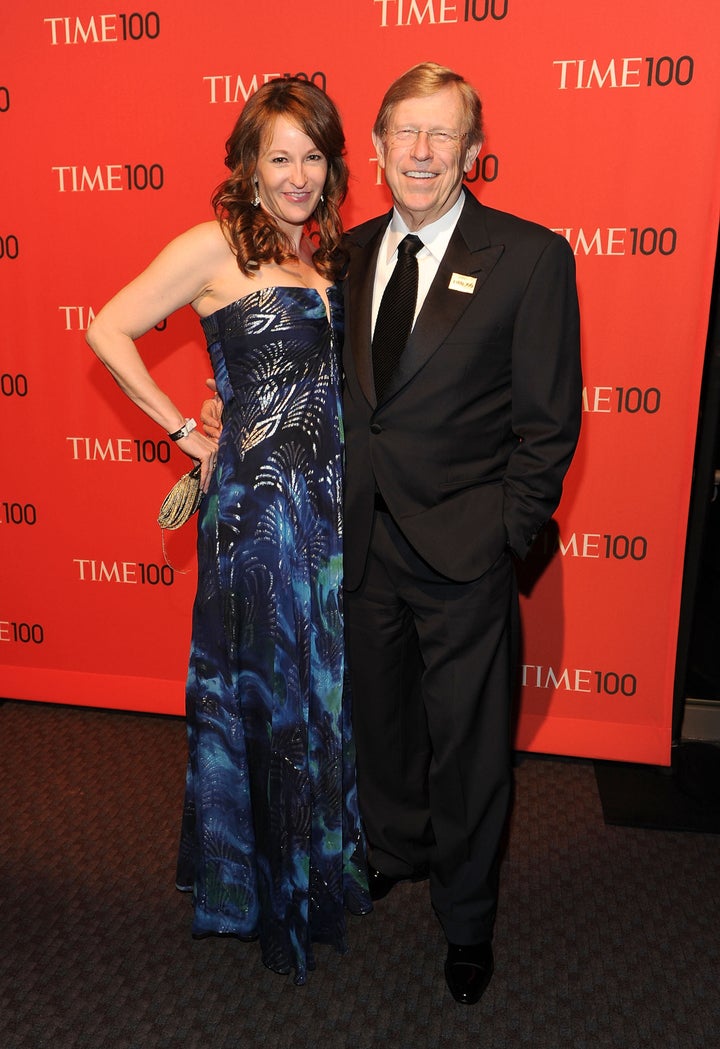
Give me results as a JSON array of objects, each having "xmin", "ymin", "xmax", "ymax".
[{"xmin": 398, "ymin": 234, "xmax": 423, "ymax": 258}]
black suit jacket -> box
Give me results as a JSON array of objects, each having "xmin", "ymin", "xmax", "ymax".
[{"xmin": 342, "ymin": 189, "xmax": 582, "ymax": 588}]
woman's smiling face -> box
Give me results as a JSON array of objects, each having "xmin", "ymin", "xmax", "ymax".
[{"xmin": 254, "ymin": 115, "xmax": 328, "ymax": 240}]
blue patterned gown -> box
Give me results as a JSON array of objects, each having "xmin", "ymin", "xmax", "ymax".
[{"xmin": 175, "ymin": 285, "xmax": 370, "ymax": 984}]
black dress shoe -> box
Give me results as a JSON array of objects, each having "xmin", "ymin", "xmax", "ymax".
[
  {"xmin": 366, "ymin": 863, "xmax": 403, "ymax": 901},
  {"xmin": 444, "ymin": 941, "xmax": 494, "ymax": 1005}
]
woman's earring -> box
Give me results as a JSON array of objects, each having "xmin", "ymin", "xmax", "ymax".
[
  {"xmin": 252, "ymin": 180, "xmax": 260, "ymax": 207},
  {"xmin": 320, "ymin": 193, "xmax": 325, "ymax": 204}
]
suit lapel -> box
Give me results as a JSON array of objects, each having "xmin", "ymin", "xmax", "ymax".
[
  {"xmin": 347, "ymin": 215, "xmax": 390, "ymax": 408},
  {"xmin": 381, "ymin": 193, "xmax": 504, "ymax": 403}
]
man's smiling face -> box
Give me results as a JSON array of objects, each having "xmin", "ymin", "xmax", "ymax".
[{"xmin": 373, "ymin": 84, "xmax": 480, "ymax": 231}]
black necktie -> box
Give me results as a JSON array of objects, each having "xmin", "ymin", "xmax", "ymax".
[{"xmin": 372, "ymin": 234, "xmax": 423, "ymax": 399}]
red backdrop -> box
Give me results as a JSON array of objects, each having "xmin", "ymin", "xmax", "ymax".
[{"xmin": 2, "ymin": 1, "xmax": 720, "ymax": 764}]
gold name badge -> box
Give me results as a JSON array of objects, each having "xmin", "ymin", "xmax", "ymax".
[{"xmin": 449, "ymin": 272, "xmax": 476, "ymax": 294}]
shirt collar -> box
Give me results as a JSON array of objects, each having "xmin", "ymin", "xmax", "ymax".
[{"xmin": 384, "ymin": 192, "xmax": 466, "ymax": 264}]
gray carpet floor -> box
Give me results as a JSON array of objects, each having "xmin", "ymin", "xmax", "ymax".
[{"xmin": 1, "ymin": 699, "xmax": 718, "ymax": 1048}]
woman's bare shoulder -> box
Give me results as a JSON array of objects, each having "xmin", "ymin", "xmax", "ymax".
[{"xmin": 172, "ymin": 219, "xmax": 230, "ymax": 258}]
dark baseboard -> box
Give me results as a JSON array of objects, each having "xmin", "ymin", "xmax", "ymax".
[{"xmin": 594, "ymin": 740, "xmax": 720, "ymax": 834}]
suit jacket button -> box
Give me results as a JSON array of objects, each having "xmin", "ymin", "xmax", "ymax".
[{"xmin": 370, "ymin": 423, "xmax": 382, "ymax": 434}]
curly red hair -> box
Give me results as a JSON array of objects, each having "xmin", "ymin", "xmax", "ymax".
[{"xmin": 213, "ymin": 78, "xmax": 348, "ymax": 280}]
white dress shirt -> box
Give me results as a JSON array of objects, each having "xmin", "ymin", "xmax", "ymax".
[{"xmin": 371, "ymin": 192, "xmax": 467, "ymax": 336}]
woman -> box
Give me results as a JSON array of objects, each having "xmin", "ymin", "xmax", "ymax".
[{"xmin": 87, "ymin": 78, "xmax": 371, "ymax": 984}]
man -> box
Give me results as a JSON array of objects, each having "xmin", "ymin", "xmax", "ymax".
[
  {"xmin": 203, "ymin": 63, "xmax": 582, "ymax": 1005},
  {"xmin": 341, "ymin": 62, "xmax": 581, "ymax": 1006}
]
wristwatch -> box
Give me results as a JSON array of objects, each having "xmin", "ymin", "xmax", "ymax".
[{"xmin": 168, "ymin": 418, "xmax": 197, "ymax": 442}]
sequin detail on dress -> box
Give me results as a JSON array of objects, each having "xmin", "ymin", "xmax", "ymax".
[{"xmin": 176, "ymin": 286, "xmax": 370, "ymax": 984}]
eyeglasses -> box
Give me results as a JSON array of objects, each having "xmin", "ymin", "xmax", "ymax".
[{"xmin": 385, "ymin": 127, "xmax": 466, "ymax": 148}]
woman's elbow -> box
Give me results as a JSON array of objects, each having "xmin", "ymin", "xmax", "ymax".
[{"xmin": 85, "ymin": 315, "xmax": 111, "ymax": 359}]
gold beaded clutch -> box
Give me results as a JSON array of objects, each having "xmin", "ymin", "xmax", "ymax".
[{"xmin": 157, "ymin": 464, "xmax": 202, "ymax": 529}]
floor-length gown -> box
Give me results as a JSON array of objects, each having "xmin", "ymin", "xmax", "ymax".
[{"xmin": 175, "ymin": 284, "xmax": 370, "ymax": 984}]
